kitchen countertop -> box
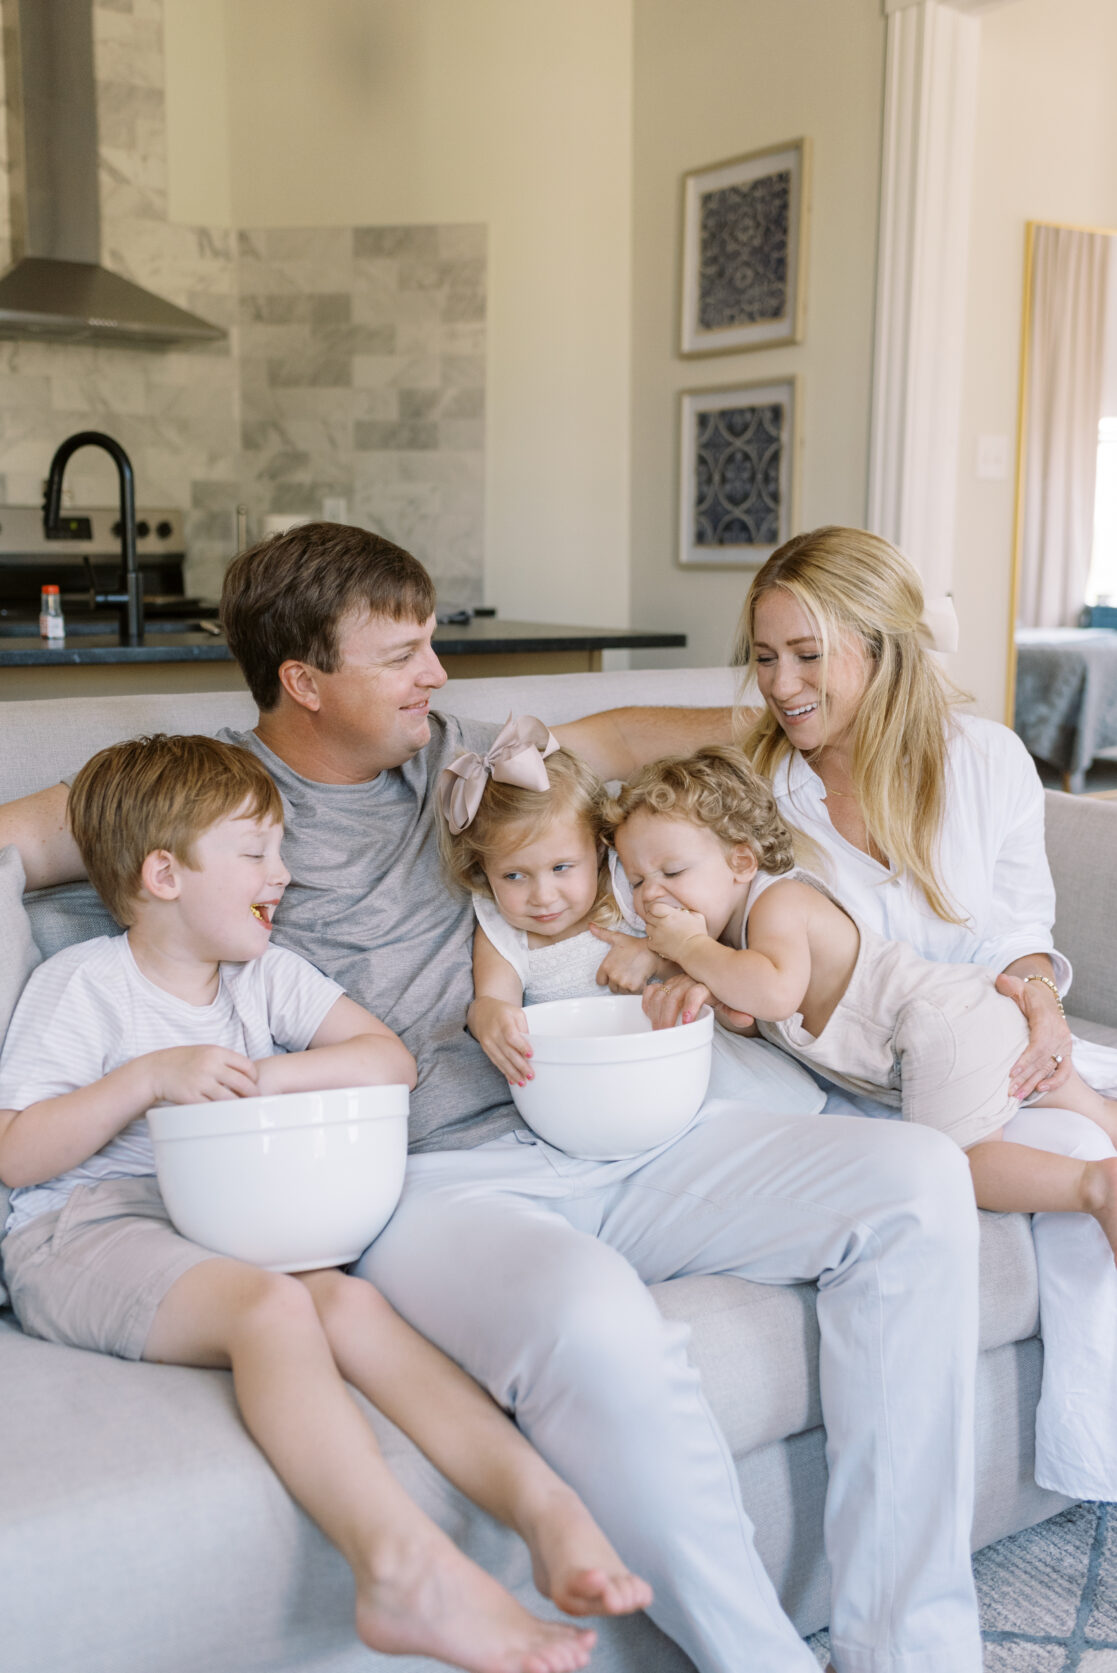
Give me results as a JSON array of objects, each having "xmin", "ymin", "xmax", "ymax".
[{"xmin": 0, "ymin": 620, "xmax": 688, "ymax": 666}]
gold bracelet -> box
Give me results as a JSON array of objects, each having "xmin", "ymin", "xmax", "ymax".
[{"xmin": 1021, "ymin": 972, "xmax": 1066, "ymax": 1019}]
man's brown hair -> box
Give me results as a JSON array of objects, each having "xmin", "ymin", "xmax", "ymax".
[
  {"xmin": 220, "ymin": 522, "xmax": 437, "ymax": 710},
  {"xmin": 68, "ymin": 734, "xmax": 284, "ymax": 926}
]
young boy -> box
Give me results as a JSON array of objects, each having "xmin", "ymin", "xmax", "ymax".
[{"xmin": 0, "ymin": 733, "xmax": 651, "ymax": 1673}]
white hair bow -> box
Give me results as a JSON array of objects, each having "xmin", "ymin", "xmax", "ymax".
[{"xmin": 439, "ymin": 714, "xmax": 560, "ymax": 834}]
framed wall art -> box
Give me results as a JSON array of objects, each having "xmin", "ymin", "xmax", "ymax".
[
  {"xmin": 679, "ymin": 138, "xmax": 810, "ymax": 356},
  {"xmin": 678, "ymin": 377, "xmax": 799, "ymax": 569}
]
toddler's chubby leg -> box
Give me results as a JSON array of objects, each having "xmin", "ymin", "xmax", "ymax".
[
  {"xmin": 967, "ymin": 1128, "xmax": 1117, "ymax": 1266},
  {"xmin": 299, "ymin": 1267, "xmax": 653, "ymax": 1622},
  {"xmin": 1032, "ymin": 1065, "xmax": 1117, "ymax": 1147},
  {"xmin": 143, "ymin": 1258, "xmax": 597, "ymax": 1673}
]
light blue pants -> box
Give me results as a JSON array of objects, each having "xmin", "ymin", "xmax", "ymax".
[{"xmin": 354, "ymin": 1100, "xmax": 983, "ymax": 1673}]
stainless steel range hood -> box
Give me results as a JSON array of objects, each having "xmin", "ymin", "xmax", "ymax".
[{"xmin": 0, "ymin": 0, "xmax": 225, "ymax": 347}]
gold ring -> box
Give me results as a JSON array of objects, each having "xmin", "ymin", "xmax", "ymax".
[{"xmin": 1051, "ymin": 1053, "xmax": 1064, "ymax": 1068}]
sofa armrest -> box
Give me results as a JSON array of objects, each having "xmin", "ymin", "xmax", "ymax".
[{"xmin": 1045, "ymin": 790, "xmax": 1117, "ymax": 1029}]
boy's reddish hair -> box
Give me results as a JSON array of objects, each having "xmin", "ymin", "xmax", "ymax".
[{"xmin": 68, "ymin": 733, "xmax": 283, "ymax": 925}]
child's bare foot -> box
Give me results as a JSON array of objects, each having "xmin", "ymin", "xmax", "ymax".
[
  {"xmin": 354, "ymin": 1526, "xmax": 595, "ymax": 1673},
  {"xmin": 520, "ymin": 1482, "xmax": 653, "ymax": 1618},
  {"xmin": 1082, "ymin": 1156, "xmax": 1117, "ymax": 1267}
]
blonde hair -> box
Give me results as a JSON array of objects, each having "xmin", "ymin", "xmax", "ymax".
[
  {"xmin": 68, "ymin": 734, "xmax": 283, "ymax": 926},
  {"xmin": 734, "ymin": 526, "xmax": 968, "ymax": 923},
  {"xmin": 438, "ymin": 747, "xmax": 621, "ymax": 927},
  {"xmin": 606, "ymin": 746, "xmax": 796, "ymax": 877}
]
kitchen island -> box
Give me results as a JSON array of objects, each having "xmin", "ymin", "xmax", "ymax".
[{"xmin": 0, "ymin": 620, "xmax": 688, "ymax": 699}]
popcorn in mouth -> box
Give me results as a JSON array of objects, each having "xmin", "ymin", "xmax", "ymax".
[{"xmin": 250, "ymin": 903, "xmax": 270, "ymax": 924}]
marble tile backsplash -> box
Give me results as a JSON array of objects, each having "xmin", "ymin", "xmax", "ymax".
[{"xmin": 0, "ymin": 0, "xmax": 485, "ymax": 607}]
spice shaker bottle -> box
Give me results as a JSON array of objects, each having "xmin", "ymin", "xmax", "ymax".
[{"xmin": 39, "ymin": 583, "xmax": 65, "ymax": 640}]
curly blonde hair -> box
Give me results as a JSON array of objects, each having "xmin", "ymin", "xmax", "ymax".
[
  {"xmin": 438, "ymin": 746, "xmax": 622, "ymax": 927},
  {"xmin": 734, "ymin": 526, "xmax": 969, "ymax": 922},
  {"xmin": 605, "ymin": 746, "xmax": 796, "ymax": 876}
]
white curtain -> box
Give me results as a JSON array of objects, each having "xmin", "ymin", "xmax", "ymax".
[{"xmin": 1018, "ymin": 225, "xmax": 1111, "ymax": 628}]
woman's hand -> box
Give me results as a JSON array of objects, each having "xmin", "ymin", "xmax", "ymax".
[
  {"xmin": 589, "ymin": 924, "xmax": 672, "ymax": 993},
  {"xmin": 996, "ymin": 972, "xmax": 1074, "ymax": 1099},
  {"xmin": 642, "ymin": 971, "xmax": 757, "ymax": 1034},
  {"xmin": 468, "ymin": 995, "xmax": 533, "ymax": 1086}
]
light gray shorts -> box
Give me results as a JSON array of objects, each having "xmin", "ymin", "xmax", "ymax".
[{"xmin": 1, "ymin": 1176, "xmax": 218, "ymax": 1360}]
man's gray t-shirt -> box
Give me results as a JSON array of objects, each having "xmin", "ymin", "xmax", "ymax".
[{"xmin": 222, "ymin": 714, "xmax": 522, "ymax": 1154}]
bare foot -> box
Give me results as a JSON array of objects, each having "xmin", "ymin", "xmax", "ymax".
[
  {"xmin": 354, "ymin": 1526, "xmax": 596, "ymax": 1673},
  {"xmin": 520, "ymin": 1482, "xmax": 653, "ymax": 1619},
  {"xmin": 1082, "ymin": 1156, "xmax": 1117, "ymax": 1267}
]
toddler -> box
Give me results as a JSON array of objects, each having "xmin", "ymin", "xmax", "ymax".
[
  {"xmin": 439, "ymin": 716, "xmax": 664, "ymax": 1085},
  {"xmin": 608, "ymin": 745, "xmax": 1117, "ymax": 1256},
  {"xmin": 0, "ymin": 733, "xmax": 652, "ymax": 1673},
  {"xmin": 439, "ymin": 715, "xmax": 828, "ymax": 1117}
]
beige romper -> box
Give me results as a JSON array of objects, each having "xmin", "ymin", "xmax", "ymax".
[{"xmin": 744, "ymin": 868, "xmax": 1029, "ymax": 1150}]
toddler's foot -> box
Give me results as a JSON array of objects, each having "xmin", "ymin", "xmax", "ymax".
[
  {"xmin": 520, "ymin": 1482, "xmax": 653, "ymax": 1618},
  {"xmin": 354, "ymin": 1528, "xmax": 595, "ymax": 1673},
  {"xmin": 1082, "ymin": 1156, "xmax": 1117, "ymax": 1267}
]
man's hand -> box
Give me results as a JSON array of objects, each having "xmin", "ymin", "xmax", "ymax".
[
  {"xmin": 642, "ymin": 901, "xmax": 709, "ymax": 964},
  {"xmin": 147, "ymin": 1045, "xmax": 259, "ymax": 1105},
  {"xmin": 590, "ymin": 924, "xmax": 671, "ymax": 993},
  {"xmin": 468, "ymin": 996, "xmax": 534, "ymax": 1086}
]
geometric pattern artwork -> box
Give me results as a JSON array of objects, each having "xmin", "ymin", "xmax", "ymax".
[
  {"xmin": 808, "ymin": 1502, "xmax": 1117, "ymax": 1670},
  {"xmin": 680, "ymin": 140, "xmax": 810, "ymax": 356},
  {"xmin": 679, "ymin": 379, "xmax": 796, "ymax": 567},
  {"xmin": 698, "ymin": 171, "xmax": 791, "ymax": 330},
  {"xmin": 694, "ymin": 402, "xmax": 784, "ymax": 546}
]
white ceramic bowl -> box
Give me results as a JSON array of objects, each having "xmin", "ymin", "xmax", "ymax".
[
  {"xmin": 147, "ymin": 1085, "xmax": 409, "ymax": 1273},
  {"xmin": 510, "ymin": 994, "xmax": 713, "ymax": 1160}
]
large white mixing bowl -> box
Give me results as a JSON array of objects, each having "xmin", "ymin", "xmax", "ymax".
[
  {"xmin": 511, "ymin": 993, "xmax": 713, "ymax": 1160},
  {"xmin": 147, "ymin": 1085, "xmax": 409, "ymax": 1273}
]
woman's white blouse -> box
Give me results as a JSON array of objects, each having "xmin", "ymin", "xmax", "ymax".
[{"xmin": 771, "ymin": 712, "xmax": 1072, "ymax": 992}]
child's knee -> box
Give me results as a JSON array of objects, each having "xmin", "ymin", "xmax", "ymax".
[
  {"xmin": 307, "ymin": 1269, "xmax": 397, "ymax": 1340},
  {"xmin": 233, "ymin": 1267, "xmax": 321, "ymax": 1337}
]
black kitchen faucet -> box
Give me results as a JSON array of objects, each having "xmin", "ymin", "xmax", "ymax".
[{"xmin": 43, "ymin": 430, "xmax": 144, "ymax": 646}]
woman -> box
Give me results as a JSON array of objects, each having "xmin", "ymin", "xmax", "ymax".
[{"xmin": 650, "ymin": 524, "xmax": 1117, "ymax": 1502}]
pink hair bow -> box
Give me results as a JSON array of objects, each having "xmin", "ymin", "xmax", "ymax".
[{"xmin": 439, "ymin": 714, "xmax": 560, "ymax": 834}]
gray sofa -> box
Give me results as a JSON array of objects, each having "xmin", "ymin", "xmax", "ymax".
[{"xmin": 2, "ymin": 664, "xmax": 1113, "ymax": 1673}]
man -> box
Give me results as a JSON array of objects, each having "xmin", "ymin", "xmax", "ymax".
[{"xmin": 0, "ymin": 523, "xmax": 983, "ymax": 1673}]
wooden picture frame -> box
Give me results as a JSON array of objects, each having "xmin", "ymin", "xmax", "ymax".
[{"xmin": 679, "ymin": 139, "xmax": 810, "ymax": 357}]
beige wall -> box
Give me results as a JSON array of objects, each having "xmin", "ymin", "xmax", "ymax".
[
  {"xmin": 163, "ymin": 0, "xmax": 634, "ymax": 630},
  {"xmin": 163, "ymin": 0, "xmax": 232, "ymax": 227},
  {"xmin": 953, "ymin": 0, "xmax": 1117, "ymax": 719},
  {"xmin": 628, "ymin": 0, "xmax": 886, "ymax": 668}
]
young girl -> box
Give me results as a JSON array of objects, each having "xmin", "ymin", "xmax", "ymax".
[
  {"xmin": 438, "ymin": 716, "xmax": 664, "ymax": 1086},
  {"xmin": 608, "ymin": 745, "xmax": 1117, "ymax": 1258},
  {"xmin": 438, "ymin": 716, "xmax": 828, "ymax": 1115}
]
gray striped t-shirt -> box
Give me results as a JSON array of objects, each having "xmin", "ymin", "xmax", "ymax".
[{"xmin": 223, "ymin": 714, "xmax": 523, "ymax": 1154}]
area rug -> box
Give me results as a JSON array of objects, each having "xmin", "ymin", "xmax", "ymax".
[{"xmin": 808, "ymin": 1502, "xmax": 1117, "ymax": 1670}]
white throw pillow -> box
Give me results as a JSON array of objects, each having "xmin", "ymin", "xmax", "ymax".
[{"xmin": 0, "ymin": 846, "xmax": 43, "ymax": 1303}]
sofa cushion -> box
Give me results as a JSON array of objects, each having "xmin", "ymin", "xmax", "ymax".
[
  {"xmin": 1046, "ymin": 790, "xmax": 1117, "ymax": 1030},
  {"xmin": 0, "ymin": 1316, "xmax": 688, "ymax": 1673},
  {"xmin": 650, "ymin": 1208, "xmax": 1039, "ymax": 1455}
]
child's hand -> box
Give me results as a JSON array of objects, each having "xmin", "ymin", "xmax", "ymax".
[
  {"xmin": 589, "ymin": 925, "xmax": 672, "ymax": 993},
  {"xmin": 643, "ymin": 901, "xmax": 709, "ymax": 964},
  {"xmin": 146, "ymin": 1045, "xmax": 260, "ymax": 1105},
  {"xmin": 468, "ymin": 996, "xmax": 534, "ymax": 1086}
]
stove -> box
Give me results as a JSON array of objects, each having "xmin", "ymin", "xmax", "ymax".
[{"xmin": 0, "ymin": 506, "xmax": 220, "ymax": 635}]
